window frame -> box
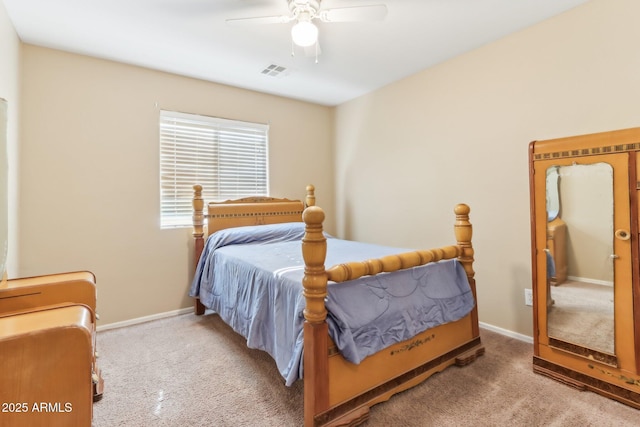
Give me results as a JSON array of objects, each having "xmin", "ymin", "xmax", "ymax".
[{"xmin": 159, "ymin": 110, "xmax": 270, "ymax": 229}]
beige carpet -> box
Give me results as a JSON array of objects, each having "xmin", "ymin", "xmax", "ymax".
[{"xmin": 92, "ymin": 313, "xmax": 640, "ymax": 426}]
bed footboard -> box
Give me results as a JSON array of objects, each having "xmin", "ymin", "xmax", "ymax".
[{"xmin": 301, "ymin": 203, "xmax": 482, "ymax": 427}]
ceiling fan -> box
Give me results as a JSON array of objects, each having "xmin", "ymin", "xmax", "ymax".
[{"xmin": 226, "ymin": 0, "xmax": 388, "ymax": 51}]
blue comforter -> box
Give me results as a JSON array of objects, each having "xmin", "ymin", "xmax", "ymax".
[{"xmin": 190, "ymin": 222, "xmax": 475, "ymax": 386}]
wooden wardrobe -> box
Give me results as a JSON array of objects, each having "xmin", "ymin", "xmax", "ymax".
[{"xmin": 529, "ymin": 127, "xmax": 640, "ymax": 408}]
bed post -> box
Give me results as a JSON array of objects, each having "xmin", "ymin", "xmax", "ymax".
[
  {"xmin": 453, "ymin": 203, "xmax": 479, "ymax": 337},
  {"xmin": 305, "ymin": 184, "xmax": 316, "ymax": 207},
  {"xmin": 302, "ymin": 206, "xmax": 329, "ymax": 427},
  {"xmin": 192, "ymin": 185, "xmax": 206, "ymax": 315}
]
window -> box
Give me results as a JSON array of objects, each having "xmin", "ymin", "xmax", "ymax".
[{"xmin": 159, "ymin": 110, "xmax": 269, "ymax": 228}]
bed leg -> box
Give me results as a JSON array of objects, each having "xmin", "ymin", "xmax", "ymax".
[
  {"xmin": 192, "ymin": 185, "xmax": 206, "ymax": 316},
  {"xmin": 194, "ymin": 298, "xmax": 205, "ymax": 315},
  {"xmin": 454, "ymin": 344, "xmax": 486, "ymax": 366}
]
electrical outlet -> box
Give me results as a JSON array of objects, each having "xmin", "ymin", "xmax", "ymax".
[{"xmin": 524, "ymin": 288, "xmax": 533, "ymax": 306}]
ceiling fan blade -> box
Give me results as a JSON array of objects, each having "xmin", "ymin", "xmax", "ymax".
[
  {"xmin": 319, "ymin": 4, "xmax": 387, "ymax": 23},
  {"xmin": 226, "ymin": 14, "xmax": 293, "ymax": 25}
]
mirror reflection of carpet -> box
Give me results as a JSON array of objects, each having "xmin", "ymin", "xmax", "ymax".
[{"xmin": 548, "ymin": 280, "xmax": 614, "ymax": 354}]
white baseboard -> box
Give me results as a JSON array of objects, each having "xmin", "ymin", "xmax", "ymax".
[
  {"xmin": 97, "ymin": 307, "xmax": 193, "ymax": 332},
  {"xmin": 567, "ymin": 275, "xmax": 613, "ymax": 287},
  {"xmin": 96, "ymin": 309, "xmax": 534, "ymax": 345},
  {"xmin": 480, "ymin": 321, "xmax": 533, "ymax": 344}
]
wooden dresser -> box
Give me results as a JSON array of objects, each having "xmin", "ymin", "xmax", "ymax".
[{"xmin": 0, "ymin": 272, "xmax": 103, "ymax": 426}]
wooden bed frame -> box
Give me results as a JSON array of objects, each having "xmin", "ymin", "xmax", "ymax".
[{"xmin": 191, "ymin": 184, "xmax": 484, "ymax": 427}]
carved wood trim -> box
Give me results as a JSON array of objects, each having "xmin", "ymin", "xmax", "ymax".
[
  {"xmin": 533, "ymin": 356, "xmax": 640, "ymax": 409},
  {"xmin": 548, "ymin": 337, "xmax": 618, "ymax": 367},
  {"xmin": 532, "ymin": 142, "xmax": 640, "ymax": 161},
  {"xmin": 205, "ymin": 210, "xmax": 304, "ymax": 219}
]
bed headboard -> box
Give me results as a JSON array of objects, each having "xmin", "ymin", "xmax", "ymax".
[
  {"xmin": 192, "ymin": 184, "xmax": 315, "ymax": 239},
  {"xmin": 191, "ymin": 184, "xmax": 315, "ymax": 315}
]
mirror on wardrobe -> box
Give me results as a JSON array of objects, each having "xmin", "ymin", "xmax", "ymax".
[{"xmin": 544, "ymin": 162, "xmax": 615, "ymax": 355}]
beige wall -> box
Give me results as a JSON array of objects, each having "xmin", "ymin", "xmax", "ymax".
[
  {"xmin": 18, "ymin": 46, "xmax": 334, "ymax": 325},
  {"xmin": 558, "ymin": 163, "xmax": 613, "ymax": 283},
  {"xmin": 334, "ymin": 0, "xmax": 640, "ymax": 337},
  {"xmin": 0, "ymin": 1, "xmax": 20, "ymax": 277}
]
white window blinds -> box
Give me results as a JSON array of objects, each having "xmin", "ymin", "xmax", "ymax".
[{"xmin": 160, "ymin": 110, "xmax": 269, "ymax": 228}]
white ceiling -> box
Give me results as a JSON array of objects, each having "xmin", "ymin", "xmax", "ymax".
[{"xmin": 3, "ymin": 0, "xmax": 589, "ymax": 106}]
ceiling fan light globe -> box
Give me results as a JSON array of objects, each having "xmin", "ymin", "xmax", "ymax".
[{"xmin": 291, "ymin": 21, "xmax": 318, "ymax": 47}]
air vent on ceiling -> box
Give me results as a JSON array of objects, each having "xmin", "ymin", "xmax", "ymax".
[{"xmin": 261, "ymin": 64, "xmax": 288, "ymax": 77}]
